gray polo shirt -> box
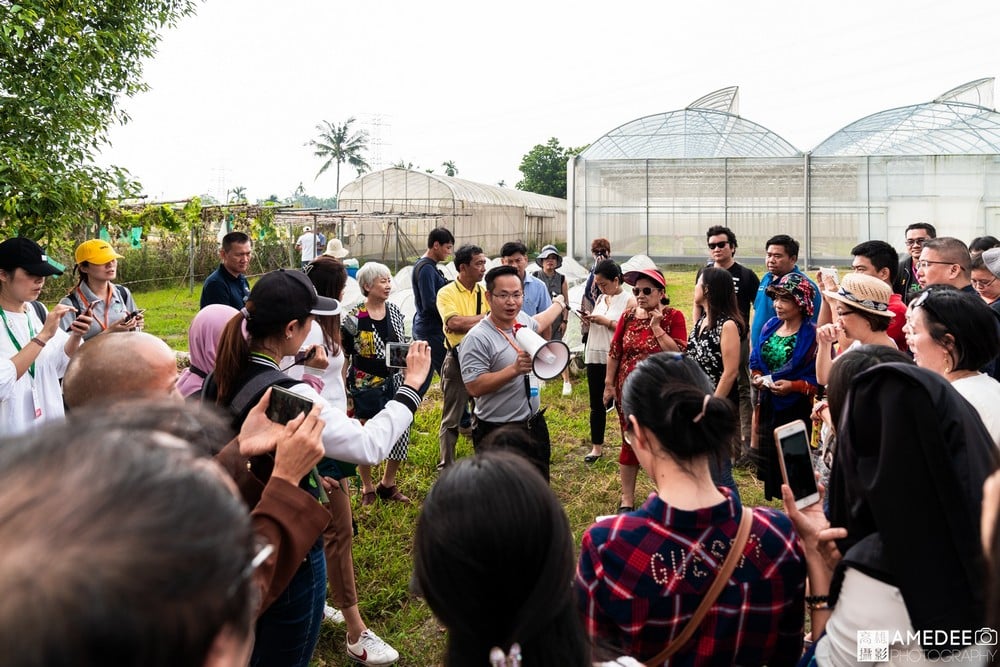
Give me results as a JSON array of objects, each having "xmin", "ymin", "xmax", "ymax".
[{"xmin": 460, "ymin": 312, "xmax": 540, "ymax": 423}]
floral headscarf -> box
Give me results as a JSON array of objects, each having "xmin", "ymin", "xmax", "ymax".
[{"xmin": 765, "ymin": 272, "xmax": 815, "ymax": 318}]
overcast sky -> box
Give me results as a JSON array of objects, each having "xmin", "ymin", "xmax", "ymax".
[{"xmin": 99, "ymin": 0, "xmax": 1000, "ymax": 204}]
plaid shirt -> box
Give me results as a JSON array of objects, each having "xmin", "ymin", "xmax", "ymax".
[{"xmin": 576, "ymin": 491, "xmax": 805, "ymax": 666}]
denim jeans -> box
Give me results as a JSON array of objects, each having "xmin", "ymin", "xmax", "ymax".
[
  {"xmin": 250, "ymin": 542, "xmax": 326, "ymax": 667},
  {"xmin": 711, "ymin": 456, "xmax": 741, "ymax": 504}
]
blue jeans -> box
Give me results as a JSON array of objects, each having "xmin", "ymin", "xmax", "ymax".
[
  {"xmin": 250, "ymin": 542, "xmax": 326, "ymax": 667},
  {"xmin": 712, "ymin": 456, "xmax": 741, "ymax": 504}
]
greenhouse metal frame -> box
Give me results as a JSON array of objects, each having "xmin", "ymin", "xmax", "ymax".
[{"xmin": 569, "ymin": 80, "xmax": 1000, "ymax": 264}]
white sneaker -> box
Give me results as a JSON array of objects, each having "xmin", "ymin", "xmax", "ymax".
[
  {"xmin": 323, "ymin": 604, "xmax": 345, "ymax": 624},
  {"xmin": 346, "ymin": 628, "xmax": 399, "ymax": 665},
  {"xmin": 562, "ymin": 381, "xmax": 572, "ymax": 396}
]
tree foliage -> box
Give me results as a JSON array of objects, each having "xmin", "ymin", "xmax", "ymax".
[
  {"xmin": 441, "ymin": 160, "xmax": 458, "ymax": 177},
  {"xmin": 516, "ymin": 138, "xmax": 586, "ymax": 199},
  {"xmin": 0, "ymin": 0, "xmax": 198, "ymax": 241},
  {"xmin": 308, "ymin": 117, "xmax": 370, "ymax": 200}
]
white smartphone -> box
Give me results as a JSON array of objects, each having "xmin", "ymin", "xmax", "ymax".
[
  {"xmin": 773, "ymin": 419, "xmax": 820, "ymax": 509},
  {"xmin": 385, "ymin": 342, "xmax": 410, "ymax": 369},
  {"xmin": 819, "ymin": 266, "xmax": 840, "ymax": 286}
]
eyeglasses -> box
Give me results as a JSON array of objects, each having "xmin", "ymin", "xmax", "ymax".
[
  {"xmin": 707, "ymin": 242, "xmax": 730, "ymax": 250},
  {"xmin": 915, "ymin": 259, "xmax": 957, "ymax": 270},
  {"xmin": 632, "ymin": 286, "xmax": 659, "ymax": 296},
  {"xmin": 972, "ymin": 277, "xmax": 997, "ymax": 289},
  {"xmin": 835, "ymin": 308, "xmax": 856, "ymax": 317},
  {"xmin": 905, "ymin": 238, "xmax": 930, "ymax": 247},
  {"xmin": 490, "ymin": 291, "xmax": 523, "ymax": 302}
]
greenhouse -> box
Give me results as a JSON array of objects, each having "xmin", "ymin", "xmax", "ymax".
[
  {"xmin": 336, "ymin": 168, "xmax": 566, "ymax": 260},
  {"xmin": 569, "ymin": 79, "xmax": 1000, "ymax": 263}
]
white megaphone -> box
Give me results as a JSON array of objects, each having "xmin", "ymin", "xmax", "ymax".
[{"xmin": 513, "ymin": 323, "xmax": 570, "ymax": 381}]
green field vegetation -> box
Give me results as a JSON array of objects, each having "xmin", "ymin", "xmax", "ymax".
[{"xmin": 45, "ymin": 265, "xmax": 784, "ymax": 666}]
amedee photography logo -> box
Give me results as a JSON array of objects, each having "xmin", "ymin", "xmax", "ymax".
[{"xmin": 857, "ymin": 628, "xmax": 998, "ymax": 663}]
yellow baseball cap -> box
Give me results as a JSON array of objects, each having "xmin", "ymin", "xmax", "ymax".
[{"xmin": 75, "ymin": 240, "xmax": 124, "ymax": 265}]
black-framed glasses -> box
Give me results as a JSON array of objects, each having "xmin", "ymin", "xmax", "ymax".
[
  {"xmin": 905, "ymin": 238, "xmax": 930, "ymax": 247},
  {"xmin": 972, "ymin": 276, "xmax": 997, "ymax": 289},
  {"xmin": 707, "ymin": 241, "xmax": 730, "ymax": 250},
  {"xmin": 632, "ymin": 286, "xmax": 658, "ymax": 296}
]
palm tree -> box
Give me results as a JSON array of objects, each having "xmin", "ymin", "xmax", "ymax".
[
  {"xmin": 442, "ymin": 160, "xmax": 458, "ymax": 177},
  {"xmin": 229, "ymin": 186, "xmax": 247, "ymax": 203},
  {"xmin": 308, "ymin": 117, "xmax": 371, "ymax": 197},
  {"xmin": 497, "ymin": 179, "xmax": 506, "ymax": 188}
]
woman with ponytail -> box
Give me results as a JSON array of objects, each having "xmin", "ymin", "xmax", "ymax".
[
  {"xmin": 577, "ymin": 354, "xmax": 805, "ymax": 666},
  {"xmin": 206, "ymin": 268, "xmax": 431, "ymax": 667}
]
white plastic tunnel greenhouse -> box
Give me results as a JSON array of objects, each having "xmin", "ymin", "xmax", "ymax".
[{"xmin": 337, "ymin": 168, "xmax": 567, "ymax": 262}]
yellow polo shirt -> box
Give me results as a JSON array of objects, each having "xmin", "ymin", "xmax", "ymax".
[{"xmin": 436, "ymin": 279, "xmax": 488, "ymax": 348}]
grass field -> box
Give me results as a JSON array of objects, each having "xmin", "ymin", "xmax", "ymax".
[{"xmin": 67, "ymin": 266, "xmax": 782, "ymax": 666}]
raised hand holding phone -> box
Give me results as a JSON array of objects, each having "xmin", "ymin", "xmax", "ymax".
[{"xmin": 774, "ymin": 419, "xmax": 820, "ymax": 509}]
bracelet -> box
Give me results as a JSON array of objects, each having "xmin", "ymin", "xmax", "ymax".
[
  {"xmin": 805, "ymin": 595, "xmax": 830, "ymax": 611},
  {"xmin": 30, "ymin": 337, "xmax": 46, "ymax": 348}
]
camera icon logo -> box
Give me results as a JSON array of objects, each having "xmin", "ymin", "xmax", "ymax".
[{"xmin": 977, "ymin": 627, "xmax": 998, "ymax": 646}]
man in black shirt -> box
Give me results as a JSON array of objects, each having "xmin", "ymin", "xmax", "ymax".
[
  {"xmin": 201, "ymin": 231, "xmax": 252, "ymax": 309},
  {"xmin": 695, "ymin": 226, "xmax": 759, "ymax": 454}
]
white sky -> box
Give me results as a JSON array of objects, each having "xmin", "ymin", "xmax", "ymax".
[{"xmin": 100, "ymin": 0, "xmax": 1000, "ymax": 204}]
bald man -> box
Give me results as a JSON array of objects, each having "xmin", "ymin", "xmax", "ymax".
[
  {"xmin": 63, "ymin": 332, "xmax": 179, "ymax": 408},
  {"xmin": 62, "ymin": 330, "xmax": 329, "ymax": 613}
]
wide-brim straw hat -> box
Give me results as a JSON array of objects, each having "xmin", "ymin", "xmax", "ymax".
[
  {"xmin": 324, "ymin": 238, "xmax": 350, "ymax": 258},
  {"xmin": 823, "ymin": 272, "xmax": 894, "ymax": 318}
]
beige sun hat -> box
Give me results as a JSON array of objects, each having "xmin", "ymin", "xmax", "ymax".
[
  {"xmin": 323, "ymin": 238, "xmax": 350, "ymax": 258},
  {"xmin": 823, "ymin": 272, "xmax": 894, "ymax": 318}
]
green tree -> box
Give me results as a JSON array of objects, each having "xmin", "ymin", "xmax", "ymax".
[
  {"xmin": 308, "ymin": 117, "xmax": 370, "ymax": 198},
  {"xmin": 441, "ymin": 160, "xmax": 458, "ymax": 177},
  {"xmin": 516, "ymin": 138, "xmax": 586, "ymax": 199},
  {"xmin": 0, "ymin": 1, "xmax": 197, "ymax": 240},
  {"xmin": 229, "ymin": 186, "xmax": 247, "ymax": 203}
]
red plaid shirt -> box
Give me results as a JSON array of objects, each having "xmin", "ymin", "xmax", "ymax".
[{"xmin": 576, "ymin": 490, "xmax": 805, "ymax": 666}]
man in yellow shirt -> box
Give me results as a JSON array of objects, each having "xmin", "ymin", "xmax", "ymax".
[{"xmin": 435, "ymin": 244, "xmax": 488, "ymax": 469}]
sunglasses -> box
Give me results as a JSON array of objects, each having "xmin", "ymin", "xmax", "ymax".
[
  {"xmin": 707, "ymin": 241, "xmax": 730, "ymax": 250},
  {"xmin": 632, "ymin": 286, "xmax": 660, "ymax": 296}
]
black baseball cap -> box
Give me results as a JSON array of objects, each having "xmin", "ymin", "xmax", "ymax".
[
  {"xmin": 0, "ymin": 238, "xmax": 66, "ymax": 276},
  {"xmin": 247, "ymin": 269, "xmax": 341, "ymax": 324}
]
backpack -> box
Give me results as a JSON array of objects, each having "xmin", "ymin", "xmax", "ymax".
[{"xmin": 30, "ymin": 301, "xmax": 46, "ymax": 323}]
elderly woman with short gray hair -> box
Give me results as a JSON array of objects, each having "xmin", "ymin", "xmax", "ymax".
[{"xmin": 344, "ymin": 261, "xmax": 412, "ymax": 505}]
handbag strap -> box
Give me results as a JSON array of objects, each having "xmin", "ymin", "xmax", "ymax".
[{"xmin": 644, "ymin": 506, "xmax": 754, "ymax": 667}]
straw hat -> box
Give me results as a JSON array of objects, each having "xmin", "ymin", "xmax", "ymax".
[
  {"xmin": 823, "ymin": 272, "xmax": 893, "ymax": 318},
  {"xmin": 323, "ymin": 238, "xmax": 350, "ymax": 259}
]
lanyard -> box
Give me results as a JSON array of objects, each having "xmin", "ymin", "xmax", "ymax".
[
  {"xmin": 0, "ymin": 306, "xmax": 38, "ymax": 378},
  {"xmin": 76, "ymin": 284, "xmax": 112, "ymax": 331}
]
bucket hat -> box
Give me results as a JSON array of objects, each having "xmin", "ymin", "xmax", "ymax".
[{"xmin": 535, "ymin": 244, "xmax": 563, "ymax": 268}]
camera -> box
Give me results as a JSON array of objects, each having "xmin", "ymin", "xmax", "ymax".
[{"xmin": 977, "ymin": 627, "xmax": 998, "ymax": 646}]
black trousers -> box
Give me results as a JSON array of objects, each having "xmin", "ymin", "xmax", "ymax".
[{"xmin": 472, "ymin": 412, "xmax": 551, "ymax": 482}]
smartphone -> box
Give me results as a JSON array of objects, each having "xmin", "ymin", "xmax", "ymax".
[
  {"xmin": 604, "ymin": 398, "xmax": 615, "ymax": 412},
  {"xmin": 819, "ymin": 267, "xmax": 840, "ymax": 286},
  {"xmin": 294, "ymin": 347, "xmax": 317, "ymax": 365},
  {"xmin": 385, "ymin": 342, "xmax": 410, "ymax": 369},
  {"xmin": 266, "ymin": 385, "xmax": 314, "ymax": 425},
  {"xmin": 774, "ymin": 419, "xmax": 820, "ymax": 509},
  {"xmin": 571, "ymin": 309, "xmax": 586, "ymax": 319},
  {"xmin": 123, "ymin": 308, "xmax": 146, "ymax": 322}
]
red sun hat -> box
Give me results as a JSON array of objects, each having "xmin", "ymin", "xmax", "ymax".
[{"xmin": 623, "ymin": 267, "xmax": 666, "ymax": 289}]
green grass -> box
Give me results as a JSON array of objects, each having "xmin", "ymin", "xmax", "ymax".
[{"xmin": 43, "ymin": 269, "xmax": 783, "ymax": 666}]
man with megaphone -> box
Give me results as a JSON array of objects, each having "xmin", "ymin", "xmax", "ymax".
[{"xmin": 459, "ymin": 265, "xmax": 569, "ymax": 481}]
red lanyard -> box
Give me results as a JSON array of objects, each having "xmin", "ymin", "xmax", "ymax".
[{"xmin": 76, "ymin": 285, "xmax": 112, "ymax": 331}]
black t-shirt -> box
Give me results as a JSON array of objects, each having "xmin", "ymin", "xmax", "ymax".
[{"xmin": 696, "ymin": 261, "xmax": 760, "ymax": 323}]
